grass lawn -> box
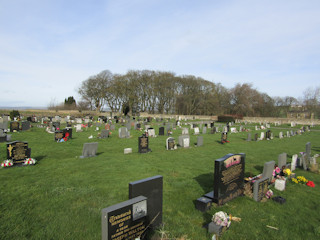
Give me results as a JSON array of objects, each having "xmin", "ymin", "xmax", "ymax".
[{"xmin": 1, "ymin": 121, "xmax": 320, "ymax": 240}]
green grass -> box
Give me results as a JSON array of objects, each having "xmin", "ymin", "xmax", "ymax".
[{"xmin": 1, "ymin": 122, "xmax": 320, "ymax": 240}]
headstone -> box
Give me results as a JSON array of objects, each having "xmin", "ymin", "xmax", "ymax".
[
  {"xmin": 286, "ymin": 131, "xmax": 290, "ymax": 138},
  {"xmin": 0, "ymin": 129, "xmax": 7, "ymax": 142},
  {"xmin": 52, "ymin": 122, "xmax": 60, "ymax": 130},
  {"xmin": 194, "ymin": 127, "xmax": 200, "ymax": 135},
  {"xmin": 210, "ymin": 127, "xmax": 216, "ymax": 134},
  {"xmin": 246, "ymin": 133, "xmax": 251, "ymax": 141},
  {"xmin": 55, "ymin": 131, "xmax": 64, "ymax": 141},
  {"xmin": 262, "ymin": 160, "xmax": 275, "ymax": 182},
  {"xmin": 278, "ymin": 153, "xmax": 287, "ymax": 169},
  {"xmin": 202, "ymin": 127, "xmax": 207, "ymax": 134},
  {"xmin": 205, "ymin": 153, "xmax": 245, "ymax": 205},
  {"xmin": 101, "ymin": 130, "xmax": 109, "ymax": 138},
  {"xmin": 166, "ymin": 137, "xmax": 175, "ymax": 150},
  {"xmin": 259, "ymin": 132, "xmax": 265, "ymax": 140},
  {"xmin": 178, "ymin": 135, "xmax": 190, "ymax": 148},
  {"xmin": 291, "ymin": 154, "xmax": 298, "ymax": 171},
  {"xmin": 254, "ymin": 133, "xmax": 258, "ymax": 141},
  {"xmin": 80, "ymin": 142, "xmax": 98, "ymax": 158},
  {"xmin": 279, "ymin": 132, "xmax": 283, "ymax": 139},
  {"xmin": 105, "ymin": 124, "xmax": 110, "ymax": 130},
  {"xmin": 76, "ymin": 124, "xmax": 82, "ymax": 132},
  {"xmin": 266, "ymin": 130, "xmax": 271, "ymax": 140},
  {"xmin": 182, "ymin": 128, "xmax": 189, "ymax": 135},
  {"xmin": 221, "ymin": 132, "xmax": 228, "ymax": 143},
  {"xmin": 101, "ymin": 196, "xmax": 148, "ymax": 240},
  {"xmin": 138, "ymin": 134, "xmax": 150, "ymax": 153},
  {"xmin": 196, "ymin": 136, "xmax": 203, "ymax": 147},
  {"xmin": 158, "ymin": 127, "xmax": 164, "ymax": 136},
  {"xmin": 21, "ymin": 121, "xmax": 31, "ymax": 131},
  {"xmin": 129, "ymin": 175, "xmax": 163, "ymax": 228},
  {"xmin": 110, "ymin": 125, "xmax": 116, "ymax": 131},
  {"xmin": 230, "ymin": 127, "xmax": 237, "ymax": 133},
  {"xmin": 305, "ymin": 142, "xmax": 311, "ymax": 167},
  {"xmin": 124, "ymin": 148, "xmax": 132, "ymax": 154},
  {"xmin": 10, "ymin": 121, "xmax": 20, "ymax": 132},
  {"xmin": 6, "ymin": 141, "xmax": 31, "ymax": 164},
  {"xmin": 253, "ymin": 177, "xmax": 269, "ymax": 202},
  {"xmin": 126, "ymin": 122, "xmax": 131, "ymax": 131},
  {"xmin": 147, "ymin": 128, "xmax": 156, "ymax": 137},
  {"xmin": 119, "ymin": 127, "xmax": 128, "ymax": 138}
]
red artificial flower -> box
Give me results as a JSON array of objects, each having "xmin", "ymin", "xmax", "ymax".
[{"xmin": 306, "ymin": 181, "xmax": 315, "ymax": 187}]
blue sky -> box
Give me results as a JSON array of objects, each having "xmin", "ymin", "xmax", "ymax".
[{"xmin": 1, "ymin": 0, "xmax": 319, "ymax": 107}]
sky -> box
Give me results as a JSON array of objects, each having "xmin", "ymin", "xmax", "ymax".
[{"xmin": 1, "ymin": 0, "xmax": 320, "ymax": 108}]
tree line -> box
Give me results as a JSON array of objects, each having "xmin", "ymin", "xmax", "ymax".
[{"xmin": 72, "ymin": 69, "xmax": 319, "ymax": 118}]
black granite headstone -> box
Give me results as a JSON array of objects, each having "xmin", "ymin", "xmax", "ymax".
[
  {"xmin": 129, "ymin": 175, "xmax": 163, "ymax": 228},
  {"xmin": 55, "ymin": 131, "xmax": 64, "ymax": 141},
  {"xmin": 138, "ymin": 134, "xmax": 149, "ymax": 153},
  {"xmin": 221, "ymin": 132, "xmax": 228, "ymax": 143},
  {"xmin": 205, "ymin": 153, "xmax": 245, "ymax": 205},
  {"xmin": 63, "ymin": 128, "xmax": 72, "ymax": 139},
  {"xmin": 158, "ymin": 127, "xmax": 164, "ymax": 136},
  {"xmin": 6, "ymin": 141, "xmax": 31, "ymax": 164},
  {"xmin": 21, "ymin": 121, "xmax": 31, "ymax": 131},
  {"xmin": 101, "ymin": 196, "xmax": 147, "ymax": 240}
]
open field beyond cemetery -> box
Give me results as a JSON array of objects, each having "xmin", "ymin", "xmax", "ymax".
[{"xmin": 1, "ymin": 120, "xmax": 320, "ymax": 240}]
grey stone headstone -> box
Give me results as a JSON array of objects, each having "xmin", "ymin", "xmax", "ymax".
[
  {"xmin": 166, "ymin": 137, "xmax": 175, "ymax": 150},
  {"xmin": 147, "ymin": 128, "xmax": 156, "ymax": 137},
  {"xmin": 100, "ymin": 130, "xmax": 109, "ymax": 138},
  {"xmin": 197, "ymin": 136, "xmax": 203, "ymax": 147},
  {"xmin": 291, "ymin": 154, "xmax": 298, "ymax": 171},
  {"xmin": 202, "ymin": 127, "xmax": 207, "ymax": 134},
  {"xmin": 182, "ymin": 128, "xmax": 189, "ymax": 135},
  {"xmin": 279, "ymin": 132, "xmax": 283, "ymax": 139},
  {"xmin": 194, "ymin": 127, "xmax": 200, "ymax": 135},
  {"xmin": 101, "ymin": 196, "xmax": 147, "ymax": 240},
  {"xmin": 129, "ymin": 175, "xmax": 163, "ymax": 228},
  {"xmin": 246, "ymin": 133, "xmax": 251, "ymax": 141},
  {"xmin": 262, "ymin": 160, "xmax": 275, "ymax": 182},
  {"xmin": 253, "ymin": 177, "xmax": 269, "ymax": 202},
  {"xmin": 119, "ymin": 127, "xmax": 128, "ymax": 138},
  {"xmin": 287, "ymin": 131, "xmax": 290, "ymax": 138},
  {"xmin": 126, "ymin": 122, "xmax": 131, "ymax": 131},
  {"xmin": 260, "ymin": 132, "xmax": 265, "ymax": 140},
  {"xmin": 110, "ymin": 124, "xmax": 115, "ymax": 131},
  {"xmin": 278, "ymin": 153, "xmax": 287, "ymax": 169},
  {"xmin": 306, "ymin": 142, "xmax": 311, "ymax": 166},
  {"xmin": 80, "ymin": 142, "xmax": 98, "ymax": 158},
  {"xmin": 178, "ymin": 135, "xmax": 190, "ymax": 148}
]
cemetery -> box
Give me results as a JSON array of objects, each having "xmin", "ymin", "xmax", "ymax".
[{"xmin": 0, "ymin": 113, "xmax": 319, "ymax": 239}]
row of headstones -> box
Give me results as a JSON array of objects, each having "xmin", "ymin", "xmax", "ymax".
[{"xmin": 246, "ymin": 128, "xmax": 308, "ymax": 141}]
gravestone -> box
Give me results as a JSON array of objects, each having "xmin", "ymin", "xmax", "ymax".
[
  {"xmin": 194, "ymin": 127, "xmax": 200, "ymax": 135},
  {"xmin": 52, "ymin": 122, "xmax": 60, "ymax": 130},
  {"xmin": 259, "ymin": 132, "xmax": 265, "ymax": 140},
  {"xmin": 202, "ymin": 127, "xmax": 207, "ymax": 134},
  {"xmin": 262, "ymin": 160, "xmax": 275, "ymax": 182},
  {"xmin": 210, "ymin": 127, "xmax": 216, "ymax": 134},
  {"xmin": 290, "ymin": 130, "xmax": 294, "ymax": 136},
  {"xmin": 96, "ymin": 122, "xmax": 102, "ymax": 127},
  {"xmin": 101, "ymin": 196, "xmax": 148, "ymax": 240},
  {"xmin": 230, "ymin": 127, "xmax": 237, "ymax": 133},
  {"xmin": 266, "ymin": 130, "xmax": 271, "ymax": 140},
  {"xmin": 110, "ymin": 125, "xmax": 116, "ymax": 131},
  {"xmin": 178, "ymin": 135, "xmax": 190, "ymax": 148},
  {"xmin": 182, "ymin": 128, "xmax": 189, "ymax": 135},
  {"xmin": 0, "ymin": 129, "xmax": 7, "ymax": 142},
  {"xmin": 158, "ymin": 127, "xmax": 164, "ymax": 136},
  {"xmin": 105, "ymin": 124, "xmax": 110, "ymax": 130},
  {"xmin": 80, "ymin": 142, "xmax": 98, "ymax": 158},
  {"xmin": 7, "ymin": 141, "xmax": 31, "ymax": 164},
  {"xmin": 279, "ymin": 132, "xmax": 283, "ymax": 139},
  {"xmin": 246, "ymin": 133, "xmax": 251, "ymax": 141},
  {"xmin": 205, "ymin": 153, "xmax": 245, "ymax": 205},
  {"xmin": 119, "ymin": 127, "xmax": 129, "ymax": 138},
  {"xmin": 221, "ymin": 132, "xmax": 228, "ymax": 143},
  {"xmin": 166, "ymin": 137, "xmax": 175, "ymax": 150},
  {"xmin": 10, "ymin": 122, "xmax": 20, "ymax": 132},
  {"xmin": 305, "ymin": 142, "xmax": 311, "ymax": 167},
  {"xmin": 100, "ymin": 130, "xmax": 109, "ymax": 138},
  {"xmin": 75, "ymin": 124, "xmax": 82, "ymax": 132},
  {"xmin": 138, "ymin": 134, "xmax": 150, "ymax": 153},
  {"xmin": 196, "ymin": 136, "xmax": 203, "ymax": 147},
  {"xmin": 126, "ymin": 122, "xmax": 131, "ymax": 131},
  {"xmin": 286, "ymin": 131, "xmax": 290, "ymax": 138},
  {"xmin": 21, "ymin": 121, "xmax": 31, "ymax": 131},
  {"xmin": 129, "ymin": 175, "xmax": 163, "ymax": 228},
  {"xmin": 55, "ymin": 131, "xmax": 64, "ymax": 141},
  {"xmin": 253, "ymin": 177, "xmax": 269, "ymax": 202},
  {"xmin": 63, "ymin": 128, "xmax": 72, "ymax": 139},
  {"xmin": 147, "ymin": 128, "xmax": 156, "ymax": 137},
  {"xmin": 278, "ymin": 153, "xmax": 287, "ymax": 169},
  {"xmin": 291, "ymin": 154, "xmax": 298, "ymax": 171}
]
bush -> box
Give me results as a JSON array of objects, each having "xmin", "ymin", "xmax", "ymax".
[
  {"xmin": 9, "ymin": 110, "xmax": 20, "ymax": 120},
  {"xmin": 218, "ymin": 115, "xmax": 235, "ymax": 122}
]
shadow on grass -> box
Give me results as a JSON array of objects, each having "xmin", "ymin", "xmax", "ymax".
[
  {"xmin": 254, "ymin": 165, "xmax": 263, "ymax": 172},
  {"xmin": 312, "ymin": 146, "xmax": 320, "ymax": 153},
  {"xmin": 194, "ymin": 172, "xmax": 214, "ymax": 193}
]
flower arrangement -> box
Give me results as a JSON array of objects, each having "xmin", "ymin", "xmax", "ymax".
[
  {"xmin": 283, "ymin": 168, "xmax": 291, "ymax": 176},
  {"xmin": 306, "ymin": 181, "xmax": 315, "ymax": 187},
  {"xmin": 272, "ymin": 166, "xmax": 281, "ymax": 177},
  {"xmin": 265, "ymin": 189, "xmax": 273, "ymax": 199},
  {"xmin": 1, "ymin": 160, "xmax": 13, "ymax": 168},
  {"xmin": 297, "ymin": 176, "xmax": 308, "ymax": 183},
  {"xmin": 23, "ymin": 158, "xmax": 37, "ymax": 165},
  {"xmin": 291, "ymin": 176, "xmax": 315, "ymax": 187}
]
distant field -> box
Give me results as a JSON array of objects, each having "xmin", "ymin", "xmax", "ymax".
[{"xmin": 0, "ymin": 121, "xmax": 319, "ymax": 240}]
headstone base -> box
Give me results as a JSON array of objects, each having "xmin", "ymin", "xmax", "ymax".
[{"xmin": 195, "ymin": 197, "xmax": 212, "ymax": 212}]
